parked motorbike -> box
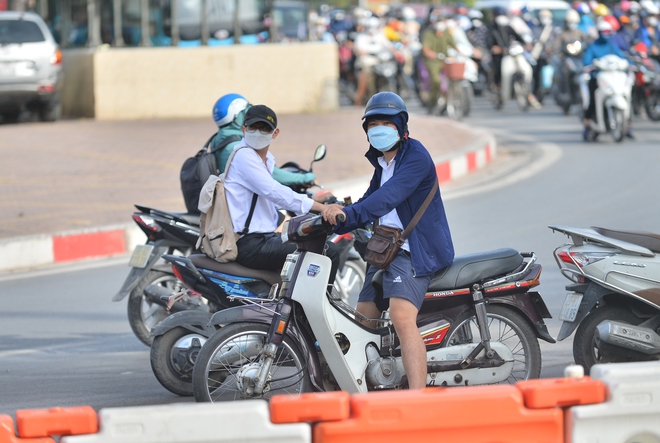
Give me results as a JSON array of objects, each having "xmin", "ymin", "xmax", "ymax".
[
  {"xmin": 150, "ymin": 227, "xmax": 365, "ymax": 397},
  {"xmin": 551, "ymin": 225, "xmax": 660, "ymax": 373},
  {"xmin": 190, "ymin": 212, "xmax": 554, "ymax": 402},
  {"xmin": 628, "ymin": 43, "xmax": 660, "ymax": 121},
  {"xmin": 552, "ymin": 40, "xmax": 584, "ymax": 115},
  {"xmin": 112, "ymin": 206, "xmax": 203, "ymax": 346},
  {"xmin": 580, "ymin": 55, "xmax": 633, "ymax": 143}
]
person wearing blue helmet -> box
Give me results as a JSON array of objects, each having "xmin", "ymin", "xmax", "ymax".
[
  {"xmin": 322, "ymin": 92, "xmax": 455, "ymax": 390},
  {"xmin": 210, "ymin": 93, "xmax": 316, "ymax": 187}
]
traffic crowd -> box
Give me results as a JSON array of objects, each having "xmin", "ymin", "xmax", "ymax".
[{"xmin": 309, "ymin": 1, "xmax": 660, "ymax": 141}]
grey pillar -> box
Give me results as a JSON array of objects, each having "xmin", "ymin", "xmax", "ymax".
[
  {"xmin": 38, "ymin": 0, "xmax": 48, "ymax": 18},
  {"xmin": 200, "ymin": 0, "xmax": 208, "ymax": 45},
  {"xmin": 113, "ymin": 0, "xmax": 124, "ymax": 47},
  {"xmin": 268, "ymin": 0, "xmax": 276, "ymax": 43},
  {"xmin": 171, "ymin": 0, "xmax": 179, "ymax": 46},
  {"xmin": 233, "ymin": 0, "xmax": 241, "ymax": 44},
  {"xmin": 87, "ymin": 0, "xmax": 102, "ymax": 47},
  {"xmin": 140, "ymin": 0, "xmax": 151, "ymax": 46},
  {"xmin": 61, "ymin": 0, "xmax": 71, "ymax": 48}
]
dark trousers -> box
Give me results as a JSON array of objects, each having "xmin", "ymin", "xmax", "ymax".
[
  {"xmin": 236, "ymin": 232, "xmax": 340, "ymax": 284},
  {"xmin": 585, "ymin": 76, "xmax": 598, "ymax": 121}
]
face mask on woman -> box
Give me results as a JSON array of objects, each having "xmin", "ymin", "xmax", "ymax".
[
  {"xmin": 495, "ymin": 15, "xmax": 509, "ymax": 26},
  {"xmin": 367, "ymin": 125, "xmax": 400, "ymax": 152}
]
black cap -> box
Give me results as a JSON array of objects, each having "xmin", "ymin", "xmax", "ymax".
[{"xmin": 244, "ymin": 105, "xmax": 277, "ymax": 130}]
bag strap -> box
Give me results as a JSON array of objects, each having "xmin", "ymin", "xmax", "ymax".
[
  {"xmin": 241, "ymin": 193, "xmax": 259, "ymax": 235},
  {"xmin": 224, "ymin": 146, "xmax": 260, "ymax": 236},
  {"xmin": 401, "ymin": 176, "xmax": 438, "ymax": 242},
  {"xmin": 209, "ymin": 134, "xmax": 242, "ymax": 154}
]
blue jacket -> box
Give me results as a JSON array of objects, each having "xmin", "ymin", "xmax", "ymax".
[
  {"xmin": 338, "ymin": 138, "xmax": 455, "ymax": 277},
  {"xmin": 583, "ymin": 37, "xmax": 622, "ymax": 68},
  {"xmin": 634, "ymin": 25, "xmax": 659, "ymax": 49}
]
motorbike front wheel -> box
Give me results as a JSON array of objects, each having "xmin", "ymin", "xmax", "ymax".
[
  {"xmin": 573, "ymin": 304, "xmax": 642, "ymax": 374},
  {"xmin": 334, "ymin": 258, "xmax": 366, "ymax": 307},
  {"xmin": 192, "ymin": 322, "xmax": 312, "ymax": 402},
  {"xmin": 446, "ymin": 81, "xmax": 464, "ymax": 121},
  {"xmin": 645, "ymin": 90, "xmax": 660, "ymax": 121},
  {"xmin": 128, "ymin": 270, "xmax": 182, "ymax": 346},
  {"xmin": 445, "ymin": 305, "xmax": 541, "ymax": 383},
  {"xmin": 609, "ymin": 108, "xmax": 625, "ymax": 143},
  {"xmin": 150, "ymin": 326, "xmax": 208, "ymax": 396},
  {"xmin": 513, "ymin": 79, "xmax": 530, "ymax": 112}
]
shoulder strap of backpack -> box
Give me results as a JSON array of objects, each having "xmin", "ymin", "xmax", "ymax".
[{"xmin": 209, "ymin": 134, "xmax": 242, "ymax": 154}]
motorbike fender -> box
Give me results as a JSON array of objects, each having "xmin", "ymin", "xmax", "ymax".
[
  {"xmin": 149, "ymin": 310, "xmax": 216, "ymax": 339},
  {"xmin": 605, "ymin": 95, "xmax": 629, "ymax": 112},
  {"xmin": 112, "ymin": 245, "xmax": 168, "ymax": 301},
  {"xmin": 489, "ymin": 292, "xmax": 556, "ymax": 343},
  {"xmin": 556, "ymin": 282, "xmax": 611, "ymax": 341},
  {"xmin": 208, "ymin": 303, "xmax": 326, "ymax": 392}
]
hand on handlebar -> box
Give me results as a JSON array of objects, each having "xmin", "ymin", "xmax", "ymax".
[
  {"xmin": 311, "ymin": 190, "xmax": 335, "ymax": 203},
  {"xmin": 321, "ymin": 203, "xmax": 346, "ymax": 225}
]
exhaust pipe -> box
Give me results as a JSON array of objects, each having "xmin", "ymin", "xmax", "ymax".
[
  {"xmin": 143, "ymin": 284, "xmax": 191, "ymax": 313},
  {"xmin": 596, "ymin": 320, "xmax": 660, "ymax": 355}
]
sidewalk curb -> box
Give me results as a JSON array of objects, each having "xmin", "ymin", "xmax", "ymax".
[{"xmin": 0, "ymin": 126, "xmax": 496, "ymax": 275}]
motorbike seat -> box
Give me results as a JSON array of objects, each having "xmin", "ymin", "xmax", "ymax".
[
  {"xmin": 371, "ymin": 248, "xmax": 523, "ymax": 293},
  {"xmin": 189, "ymin": 254, "xmax": 282, "ymax": 286},
  {"xmin": 172, "ymin": 213, "xmax": 201, "ymax": 226},
  {"xmin": 593, "ymin": 227, "xmax": 660, "ymax": 254}
]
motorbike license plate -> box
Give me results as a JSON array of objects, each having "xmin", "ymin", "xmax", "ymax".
[
  {"xmin": 559, "ymin": 293, "xmax": 583, "ymax": 322},
  {"xmin": 128, "ymin": 244, "xmax": 154, "ymax": 268}
]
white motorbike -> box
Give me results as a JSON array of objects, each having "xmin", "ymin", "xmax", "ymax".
[
  {"xmin": 580, "ymin": 55, "xmax": 634, "ymax": 142},
  {"xmin": 187, "ymin": 212, "xmax": 553, "ymax": 401},
  {"xmin": 550, "ymin": 225, "xmax": 660, "ymax": 373},
  {"xmin": 498, "ymin": 41, "xmax": 534, "ymax": 111}
]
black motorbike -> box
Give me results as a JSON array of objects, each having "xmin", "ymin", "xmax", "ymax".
[{"xmin": 552, "ymin": 40, "xmax": 584, "ymax": 115}]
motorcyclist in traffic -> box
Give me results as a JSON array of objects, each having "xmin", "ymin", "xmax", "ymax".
[
  {"xmin": 421, "ymin": 14, "xmax": 457, "ymax": 113},
  {"xmin": 353, "ymin": 16, "xmax": 397, "ymax": 106},
  {"xmin": 486, "ymin": 7, "xmax": 540, "ymax": 108},
  {"xmin": 554, "ymin": 9, "xmax": 586, "ymax": 52},
  {"xmin": 580, "ymin": 19, "xmax": 633, "ymax": 139}
]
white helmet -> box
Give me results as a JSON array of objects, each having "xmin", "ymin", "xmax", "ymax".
[
  {"xmin": 566, "ymin": 9, "xmax": 580, "ymax": 23},
  {"xmin": 401, "ymin": 6, "xmax": 416, "ymax": 21},
  {"xmin": 641, "ymin": 0, "xmax": 660, "ymax": 13},
  {"xmin": 596, "ymin": 18, "xmax": 614, "ymax": 32}
]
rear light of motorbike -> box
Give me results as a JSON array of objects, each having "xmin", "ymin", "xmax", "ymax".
[
  {"xmin": 557, "ymin": 251, "xmax": 612, "ymax": 267},
  {"xmin": 132, "ymin": 214, "xmax": 162, "ymax": 233},
  {"xmin": 172, "ymin": 264, "xmax": 185, "ymax": 283}
]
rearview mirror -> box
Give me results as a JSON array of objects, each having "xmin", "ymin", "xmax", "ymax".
[{"xmin": 314, "ymin": 144, "xmax": 327, "ymax": 162}]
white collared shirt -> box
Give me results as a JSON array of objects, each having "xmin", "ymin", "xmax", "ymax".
[
  {"xmin": 377, "ymin": 155, "xmax": 410, "ymax": 251},
  {"xmin": 224, "ymin": 140, "xmax": 314, "ymax": 235}
]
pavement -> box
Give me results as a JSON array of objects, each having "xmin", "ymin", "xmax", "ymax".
[{"xmin": 0, "ymin": 107, "xmax": 496, "ymax": 273}]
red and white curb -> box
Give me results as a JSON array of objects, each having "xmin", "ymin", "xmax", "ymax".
[{"xmin": 0, "ymin": 131, "xmax": 495, "ymax": 275}]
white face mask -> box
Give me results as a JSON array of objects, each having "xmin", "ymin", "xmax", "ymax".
[
  {"xmin": 648, "ymin": 16, "xmax": 658, "ymax": 27},
  {"xmin": 244, "ymin": 131, "xmax": 273, "ymax": 150},
  {"xmin": 495, "ymin": 15, "xmax": 509, "ymax": 26}
]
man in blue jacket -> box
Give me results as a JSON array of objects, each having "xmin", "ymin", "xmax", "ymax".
[{"xmin": 322, "ymin": 92, "xmax": 454, "ymax": 390}]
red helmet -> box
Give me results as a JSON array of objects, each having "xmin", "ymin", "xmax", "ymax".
[{"xmin": 603, "ymin": 14, "xmax": 621, "ymax": 31}]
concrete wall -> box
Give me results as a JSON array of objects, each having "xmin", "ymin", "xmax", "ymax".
[{"xmin": 62, "ymin": 42, "xmax": 339, "ymax": 120}]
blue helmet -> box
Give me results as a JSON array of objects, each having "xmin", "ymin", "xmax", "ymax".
[
  {"xmin": 362, "ymin": 92, "xmax": 409, "ymax": 136},
  {"xmin": 212, "ymin": 93, "xmax": 249, "ymax": 127}
]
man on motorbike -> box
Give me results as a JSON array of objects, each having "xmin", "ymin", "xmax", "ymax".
[
  {"xmin": 353, "ymin": 16, "xmax": 397, "ymax": 106},
  {"xmin": 554, "ymin": 9, "xmax": 586, "ymax": 52},
  {"xmin": 486, "ymin": 8, "xmax": 540, "ymax": 108},
  {"xmin": 421, "ymin": 15, "xmax": 457, "ymax": 113},
  {"xmin": 581, "ymin": 19, "xmax": 633, "ymax": 139},
  {"xmin": 321, "ymin": 92, "xmax": 455, "ymax": 390},
  {"xmin": 223, "ymin": 104, "xmax": 340, "ymax": 281},
  {"xmin": 211, "ymin": 93, "xmax": 316, "ymax": 188}
]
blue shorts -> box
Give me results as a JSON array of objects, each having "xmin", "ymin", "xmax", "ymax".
[{"xmin": 358, "ymin": 250, "xmax": 431, "ymax": 311}]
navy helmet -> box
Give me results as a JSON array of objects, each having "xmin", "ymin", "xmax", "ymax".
[{"xmin": 362, "ymin": 92, "xmax": 409, "ymax": 137}]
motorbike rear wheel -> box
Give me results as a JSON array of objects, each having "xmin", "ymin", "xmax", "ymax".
[
  {"xmin": 128, "ymin": 270, "xmax": 182, "ymax": 346},
  {"xmin": 151, "ymin": 326, "xmax": 207, "ymax": 396},
  {"xmin": 573, "ymin": 304, "xmax": 642, "ymax": 374},
  {"xmin": 334, "ymin": 258, "xmax": 366, "ymax": 307},
  {"xmin": 644, "ymin": 90, "xmax": 660, "ymax": 121},
  {"xmin": 445, "ymin": 305, "xmax": 541, "ymax": 383},
  {"xmin": 192, "ymin": 322, "xmax": 312, "ymax": 402}
]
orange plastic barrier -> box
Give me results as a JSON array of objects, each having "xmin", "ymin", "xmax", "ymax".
[
  {"xmin": 0, "ymin": 416, "xmax": 54, "ymax": 443},
  {"xmin": 270, "ymin": 391, "xmax": 350, "ymax": 424},
  {"xmin": 15, "ymin": 407, "xmax": 97, "ymax": 438},
  {"xmin": 312, "ymin": 386, "xmax": 563, "ymax": 443},
  {"xmin": 516, "ymin": 377, "xmax": 606, "ymax": 409}
]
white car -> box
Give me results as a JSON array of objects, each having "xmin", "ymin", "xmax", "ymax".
[{"xmin": 0, "ymin": 11, "xmax": 63, "ymax": 122}]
